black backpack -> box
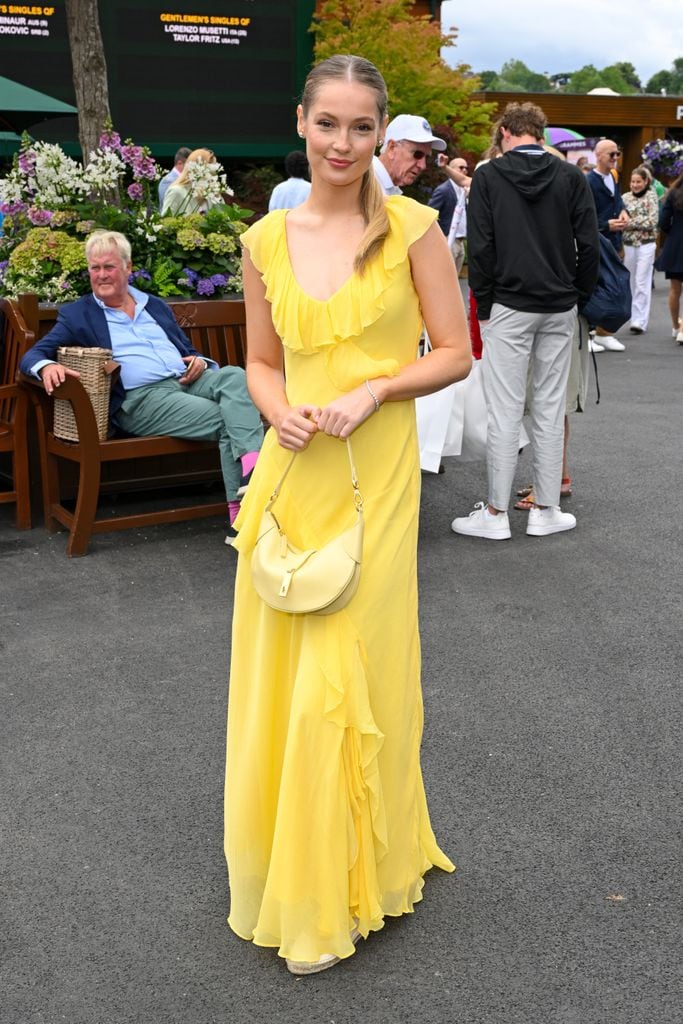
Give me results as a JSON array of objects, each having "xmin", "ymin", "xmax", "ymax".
[{"xmin": 579, "ymin": 234, "xmax": 632, "ymax": 334}]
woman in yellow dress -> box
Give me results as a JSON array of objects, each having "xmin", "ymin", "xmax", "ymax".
[{"xmin": 225, "ymin": 54, "xmax": 472, "ymax": 974}]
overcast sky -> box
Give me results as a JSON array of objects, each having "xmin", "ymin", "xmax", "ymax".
[{"xmin": 441, "ymin": 0, "xmax": 681, "ymax": 87}]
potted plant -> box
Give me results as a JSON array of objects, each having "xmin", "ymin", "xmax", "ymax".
[{"xmin": 0, "ymin": 129, "xmax": 251, "ymax": 302}]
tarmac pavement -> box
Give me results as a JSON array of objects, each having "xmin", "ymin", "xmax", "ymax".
[{"xmin": 1, "ymin": 276, "xmax": 680, "ymax": 1024}]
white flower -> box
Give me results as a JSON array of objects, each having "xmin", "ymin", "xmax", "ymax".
[
  {"xmin": 31, "ymin": 142, "xmax": 89, "ymax": 205},
  {"xmin": 185, "ymin": 159, "xmax": 234, "ymax": 206},
  {"xmin": 0, "ymin": 174, "xmax": 23, "ymax": 205},
  {"xmin": 82, "ymin": 148, "xmax": 127, "ymax": 192}
]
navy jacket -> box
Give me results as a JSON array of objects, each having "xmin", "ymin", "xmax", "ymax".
[
  {"xmin": 655, "ymin": 191, "xmax": 683, "ymax": 274},
  {"xmin": 20, "ymin": 293, "xmax": 200, "ymax": 426},
  {"xmin": 428, "ymin": 180, "xmax": 458, "ymax": 237},
  {"xmin": 587, "ymin": 170, "xmax": 626, "ymax": 251}
]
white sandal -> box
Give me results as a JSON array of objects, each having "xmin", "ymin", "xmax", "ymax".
[{"xmin": 286, "ymin": 927, "xmax": 361, "ymax": 976}]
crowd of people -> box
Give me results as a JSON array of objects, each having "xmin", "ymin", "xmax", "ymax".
[{"xmin": 17, "ymin": 55, "xmax": 683, "ymax": 977}]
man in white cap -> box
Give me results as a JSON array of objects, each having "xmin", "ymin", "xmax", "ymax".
[{"xmin": 373, "ymin": 114, "xmax": 446, "ymax": 195}]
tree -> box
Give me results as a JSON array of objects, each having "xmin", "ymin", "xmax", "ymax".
[
  {"xmin": 488, "ymin": 60, "xmax": 551, "ymax": 93},
  {"xmin": 478, "ymin": 70, "xmax": 499, "ymax": 90},
  {"xmin": 645, "ymin": 57, "xmax": 683, "ymax": 95},
  {"xmin": 614, "ymin": 62, "xmax": 641, "ymax": 91},
  {"xmin": 566, "ymin": 63, "xmax": 636, "ymax": 95},
  {"xmin": 64, "ymin": 0, "xmax": 112, "ymax": 162},
  {"xmin": 311, "ymin": 0, "xmax": 495, "ymax": 152}
]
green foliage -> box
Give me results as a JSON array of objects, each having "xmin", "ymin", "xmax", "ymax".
[
  {"xmin": 486, "ymin": 60, "xmax": 551, "ymax": 93},
  {"xmin": 2, "ymin": 228, "xmax": 88, "ymax": 301},
  {"xmin": 232, "ymin": 163, "xmax": 284, "ymax": 216},
  {"xmin": 310, "ymin": 0, "xmax": 495, "ymax": 153},
  {"xmin": 645, "ymin": 57, "xmax": 683, "ymax": 95},
  {"xmin": 614, "ymin": 62, "xmax": 641, "ymax": 90},
  {"xmin": 149, "ymin": 256, "xmax": 187, "ymax": 298},
  {"xmin": 0, "ymin": 134, "xmax": 253, "ymax": 302},
  {"xmin": 478, "ymin": 70, "xmax": 498, "ymax": 90},
  {"xmin": 565, "ymin": 63, "xmax": 637, "ymax": 95}
]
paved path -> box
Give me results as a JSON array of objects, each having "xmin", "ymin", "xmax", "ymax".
[{"xmin": 1, "ymin": 278, "xmax": 680, "ymax": 1024}]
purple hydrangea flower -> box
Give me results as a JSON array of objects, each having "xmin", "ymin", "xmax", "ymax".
[
  {"xmin": 196, "ymin": 278, "xmax": 215, "ymax": 296},
  {"xmin": 210, "ymin": 274, "xmax": 228, "ymax": 288},
  {"xmin": 127, "ymin": 182, "xmax": 144, "ymax": 201},
  {"xmin": 181, "ymin": 267, "xmax": 199, "ymax": 285},
  {"xmin": 27, "ymin": 207, "xmax": 53, "ymax": 226},
  {"xmin": 1, "ymin": 201, "xmax": 28, "ymax": 216},
  {"xmin": 128, "ymin": 269, "xmax": 152, "ymax": 284}
]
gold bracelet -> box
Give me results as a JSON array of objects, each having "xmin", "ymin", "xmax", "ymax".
[{"xmin": 365, "ymin": 379, "xmax": 381, "ymax": 412}]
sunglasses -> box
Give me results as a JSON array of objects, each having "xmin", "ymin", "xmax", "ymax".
[
  {"xmin": 398, "ymin": 142, "xmax": 431, "ymax": 161},
  {"xmin": 607, "ymin": 151, "xmax": 621, "ymax": 158}
]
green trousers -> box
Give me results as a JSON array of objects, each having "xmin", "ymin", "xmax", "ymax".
[{"xmin": 117, "ymin": 367, "xmax": 263, "ymax": 500}]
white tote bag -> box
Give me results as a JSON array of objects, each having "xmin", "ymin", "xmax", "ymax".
[
  {"xmin": 416, "ymin": 380, "xmax": 461, "ymax": 472},
  {"xmin": 419, "ymin": 357, "xmax": 529, "ymax": 467}
]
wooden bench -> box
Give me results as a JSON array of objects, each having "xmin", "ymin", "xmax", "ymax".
[
  {"xmin": 17, "ymin": 293, "xmax": 249, "ymax": 556},
  {"xmin": 0, "ymin": 297, "xmax": 33, "ymax": 529}
]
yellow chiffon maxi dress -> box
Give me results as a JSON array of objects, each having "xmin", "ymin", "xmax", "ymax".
[{"xmin": 225, "ymin": 195, "xmax": 454, "ymax": 965}]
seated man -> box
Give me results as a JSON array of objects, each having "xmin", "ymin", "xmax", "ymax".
[{"xmin": 20, "ymin": 229, "xmax": 263, "ymax": 542}]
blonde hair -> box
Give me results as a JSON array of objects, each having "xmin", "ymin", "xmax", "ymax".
[
  {"xmin": 301, "ymin": 55, "xmax": 389, "ymax": 274},
  {"xmin": 85, "ymin": 230, "xmax": 131, "ymax": 265}
]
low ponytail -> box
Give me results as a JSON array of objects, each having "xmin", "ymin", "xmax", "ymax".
[{"xmin": 355, "ymin": 168, "xmax": 390, "ymax": 274}]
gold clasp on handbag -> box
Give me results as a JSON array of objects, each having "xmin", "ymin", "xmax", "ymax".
[
  {"xmin": 279, "ymin": 570, "xmax": 294, "ymax": 597},
  {"xmin": 251, "ymin": 437, "xmax": 364, "ymax": 616}
]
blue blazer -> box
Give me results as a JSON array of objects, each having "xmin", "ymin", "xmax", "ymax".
[
  {"xmin": 428, "ymin": 181, "xmax": 458, "ymax": 237},
  {"xmin": 20, "ymin": 293, "xmax": 200, "ymax": 424},
  {"xmin": 587, "ymin": 170, "xmax": 626, "ymax": 251}
]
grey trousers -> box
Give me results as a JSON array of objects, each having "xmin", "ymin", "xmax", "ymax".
[
  {"xmin": 481, "ymin": 303, "xmax": 576, "ymax": 511},
  {"xmin": 117, "ymin": 366, "xmax": 263, "ymax": 501}
]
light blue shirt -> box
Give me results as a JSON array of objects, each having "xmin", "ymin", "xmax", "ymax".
[
  {"xmin": 268, "ymin": 177, "xmax": 311, "ymax": 211},
  {"xmin": 30, "ymin": 285, "xmax": 217, "ymax": 388}
]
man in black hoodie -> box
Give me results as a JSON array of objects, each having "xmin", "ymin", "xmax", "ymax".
[{"xmin": 452, "ymin": 102, "xmax": 599, "ymax": 540}]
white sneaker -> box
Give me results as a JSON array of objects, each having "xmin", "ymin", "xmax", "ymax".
[
  {"xmin": 588, "ymin": 336, "xmax": 605, "ymax": 353},
  {"xmin": 526, "ymin": 506, "xmax": 576, "ymax": 536},
  {"xmin": 676, "ymin": 319, "xmax": 683, "ymax": 343},
  {"xmin": 451, "ymin": 501, "xmax": 511, "ymax": 540},
  {"xmin": 597, "ymin": 335, "xmax": 625, "ymax": 352}
]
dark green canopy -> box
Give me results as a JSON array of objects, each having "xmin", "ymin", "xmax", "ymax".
[{"xmin": 0, "ymin": 75, "xmax": 77, "ymax": 134}]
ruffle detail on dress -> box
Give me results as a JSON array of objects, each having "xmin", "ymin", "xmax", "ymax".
[
  {"xmin": 316, "ymin": 614, "xmax": 388, "ymax": 933},
  {"xmin": 241, "ymin": 199, "xmax": 437, "ymax": 356}
]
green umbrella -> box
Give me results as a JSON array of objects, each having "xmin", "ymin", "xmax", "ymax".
[
  {"xmin": 0, "ymin": 130, "xmax": 22, "ymax": 157},
  {"xmin": 0, "ymin": 75, "xmax": 77, "ymax": 134}
]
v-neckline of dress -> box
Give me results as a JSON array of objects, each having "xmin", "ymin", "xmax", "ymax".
[{"xmin": 282, "ymin": 211, "xmax": 358, "ymax": 306}]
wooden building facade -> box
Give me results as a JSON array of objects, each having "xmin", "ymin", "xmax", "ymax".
[{"xmin": 475, "ymin": 91, "xmax": 683, "ymax": 181}]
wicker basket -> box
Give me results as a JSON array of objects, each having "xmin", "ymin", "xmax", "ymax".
[{"xmin": 54, "ymin": 347, "xmax": 113, "ymax": 442}]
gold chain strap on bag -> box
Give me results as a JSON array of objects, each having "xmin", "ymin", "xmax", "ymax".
[{"xmin": 251, "ymin": 438, "xmax": 364, "ymax": 615}]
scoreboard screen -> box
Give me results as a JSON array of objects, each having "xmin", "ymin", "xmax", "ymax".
[{"xmin": 0, "ymin": 1, "xmax": 315, "ymax": 156}]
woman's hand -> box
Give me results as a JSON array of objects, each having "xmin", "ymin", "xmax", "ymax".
[
  {"xmin": 316, "ymin": 384, "xmax": 378, "ymax": 439},
  {"xmin": 274, "ymin": 404, "xmax": 321, "ymax": 451}
]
